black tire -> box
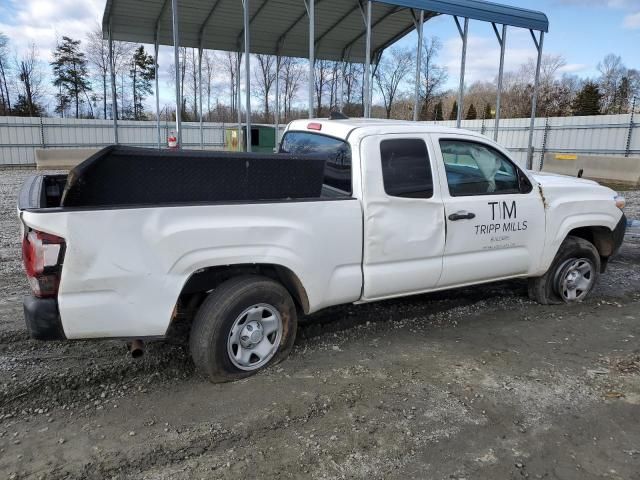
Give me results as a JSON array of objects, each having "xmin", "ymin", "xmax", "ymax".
[
  {"xmin": 528, "ymin": 235, "xmax": 600, "ymax": 305},
  {"xmin": 189, "ymin": 275, "xmax": 297, "ymax": 382}
]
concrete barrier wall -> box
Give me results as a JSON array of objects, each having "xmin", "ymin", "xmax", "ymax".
[
  {"xmin": 542, "ymin": 153, "xmax": 640, "ymax": 186},
  {"xmin": 35, "ymin": 148, "xmax": 101, "ymax": 170}
]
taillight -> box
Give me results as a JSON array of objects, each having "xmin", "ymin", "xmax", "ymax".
[{"xmin": 21, "ymin": 228, "xmax": 65, "ymax": 298}]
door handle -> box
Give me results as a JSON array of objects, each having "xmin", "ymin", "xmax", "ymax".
[{"xmin": 448, "ymin": 211, "xmax": 476, "ymax": 221}]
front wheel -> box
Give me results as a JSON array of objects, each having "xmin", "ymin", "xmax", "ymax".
[
  {"xmin": 528, "ymin": 236, "xmax": 600, "ymax": 305},
  {"xmin": 189, "ymin": 275, "xmax": 297, "ymax": 382}
]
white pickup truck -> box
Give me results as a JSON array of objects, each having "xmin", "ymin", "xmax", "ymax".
[{"xmin": 18, "ymin": 118, "xmax": 626, "ymax": 382}]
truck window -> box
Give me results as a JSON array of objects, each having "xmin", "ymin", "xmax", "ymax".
[
  {"xmin": 440, "ymin": 139, "xmax": 522, "ymax": 196},
  {"xmin": 380, "ymin": 138, "xmax": 433, "ymax": 198},
  {"xmin": 280, "ymin": 131, "xmax": 351, "ymax": 193}
]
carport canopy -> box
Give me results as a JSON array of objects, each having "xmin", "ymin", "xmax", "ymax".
[
  {"xmin": 102, "ymin": 0, "xmax": 549, "ymax": 168},
  {"xmin": 103, "ymin": 0, "xmax": 548, "ymax": 62}
]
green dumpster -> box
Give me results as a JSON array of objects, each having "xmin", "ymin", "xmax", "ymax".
[{"xmin": 224, "ymin": 125, "xmax": 276, "ymax": 153}]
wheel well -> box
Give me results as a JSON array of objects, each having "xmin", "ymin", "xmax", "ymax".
[
  {"xmin": 177, "ymin": 264, "xmax": 310, "ymax": 317},
  {"xmin": 567, "ymin": 226, "xmax": 616, "ymax": 257}
]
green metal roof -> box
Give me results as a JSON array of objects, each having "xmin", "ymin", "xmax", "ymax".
[{"xmin": 102, "ymin": 0, "xmax": 548, "ymax": 62}]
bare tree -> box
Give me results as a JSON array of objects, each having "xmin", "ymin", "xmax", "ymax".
[
  {"xmin": 598, "ymin": 54, "xmax": 625, "ymax": 114},
  {"xmin": 254, "ymin": 54, "xmax": 276, "ymax": 121},
  {"xmin": 342, "ymin": 62, "xmax": 362, "ymax": 115},
  {"xmin": 14, "ymin": 45, "xmax": 44, "ymax": 116},
  {"xmin": 280, "ymin": 57, "xmax": 303, "ymax": 121},
  {"xmin": 0, "ymin": 32, "xmax": 11, "ymax": 114},
  {"xmin": 186, "ymin": 48, "xmax": 198, "ymax": 120},
  {"xmin": 512, "ymin": 54, "xmax": 570, "ymax": 117},
  {"xmin": 202, "ymin": 51, "xmax": 215, "ymax": 119},
  {"xmin": 166, "ymin": 47, "xmax": 188, "ymax": 119},
  {"xmin": 328, "ymin": 61, "xmax": 340, "ymax": 112},
  {"xmin": 375, "ymin": 47, "xmax": 413, "ymax": 119},
  {"xmin": 222, "ymin": 51, "xmax": 238, "ymax": 117},
  {"xmin": 85, "ymin": 25, "xmax": 133, "ymax": 119},
  {"xmin": 418, "ymin": 37, "xmax": 448, "ymax": 120},
  {"xmin": 314, "ymin": 59, "xmax": 332, "ymax": 116}
]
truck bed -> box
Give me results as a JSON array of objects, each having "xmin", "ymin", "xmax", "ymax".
[{"xmin": 18, "ymin": 145, "xmax": 349, "ymax": 211}]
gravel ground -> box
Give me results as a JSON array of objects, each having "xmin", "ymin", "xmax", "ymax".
[{"xmin": 1, "ymin": 168, "xmax": 640, "ymax": 479}]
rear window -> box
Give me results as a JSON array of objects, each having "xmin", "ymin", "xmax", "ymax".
[
  {"xmin": 380, "ymin": 139, "xmax": 433, "ymax": 198},
  {"xmin": 280, "ymin": 131, "xmax": 351, "ymax": 193}
]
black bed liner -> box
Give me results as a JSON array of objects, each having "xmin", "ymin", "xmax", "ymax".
[{"xmin": 60, "ymin": 145, "xmax": 328, "ymax": 208}]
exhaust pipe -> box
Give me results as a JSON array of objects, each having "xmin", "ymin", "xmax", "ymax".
[{"xmin": 128, "ymin": 339, "xmax": 144, "ymax": 359}]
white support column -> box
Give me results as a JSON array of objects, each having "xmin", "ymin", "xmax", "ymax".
[
  {"xmin": 243, "ymin": 0, "xmax": 252, "ymax": 152},
  {"xmin": 363, "ymin": 0, "xmax": 372, "ymax": 118},
  {"xmin": 493, "ymin": 23, "xmax": 507, "ymax": 141},
  {"xmin": 413, "ymin": 10, "xmax": 424, "ymax": 121},
  {"xmin": 306, "ymin": 0, "xmax": 315, "ymax": 119},
  {"xmin": 171, "ymin": 0, "xmax": 182, "ymax": 147},
  {"xmin": 455, "ymin": 16, "xmax": 469, "ymax": 128},
  {"xmin": 154, "ymin": 32, "xmax": 161, "ymax": 149},
  {"xmin": 274, "ymin": 55, "xmax": 280, "ymax": 148},
  {"xmin": 198, "ymin": 46, "xmax": 204, "ymax": 150},
  {"xmin": 527, "ymin": 30, "xmax": 544, "ymax": 170},
  {"xmin": 108, "ymin": 22, "xmax": 119, "ymax": 144},
  {"xmin": 236, "ymin": 52, "xmax": 243, "ymax": 151}
]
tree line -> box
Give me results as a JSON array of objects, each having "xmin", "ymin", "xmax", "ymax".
[
  {"xmin": 0, "ymin": 27, "xmax": 638, "ymax": 122},
  {"xmin": 0, "ymin": 28, "xmax": 155, "ymax": 120}
]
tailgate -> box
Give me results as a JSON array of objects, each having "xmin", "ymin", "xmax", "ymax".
[{"xmin": 18, "ymin": 174, "xmax": 67, "ymax": 211}]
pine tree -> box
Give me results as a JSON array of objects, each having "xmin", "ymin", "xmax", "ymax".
[
  {"xmin": 433, "ymin": 100, "xmax": 444, "ymax": 121},
  {"xmin": 12, "ymin": 94, "xmax": 43, "ymax": 117},
  {"xmin": 129, "ymin": 46, "xmax": 156, "ymax": 120},
  {"xmin": 572, "ymin": 81, "xmax": 602, "ymax": 116},
  {"xmin": 465, "ymin": 103, "xmax": 477, "ymax": 120},
  {"xmin": 51, "ymin": 36, "xmax": 91, "ymax": 118},
  {"xmin": 449, "ymin": 100, "xmax": 458, "ymax": 120},
  {"xmin": 614, "ymin": 76, "xmax": 631, "ymax": 114},
  {"xmin": 484, "ymin": 103, "xmax": 492, "ymax": 120}
]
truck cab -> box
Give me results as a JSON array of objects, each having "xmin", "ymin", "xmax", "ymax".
[{"xmin": 282, "ymin": 118, "xmax": 623, "ymax": 301}]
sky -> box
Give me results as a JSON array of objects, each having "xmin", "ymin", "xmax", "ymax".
[{"xmin": 0, "ymin": 0, "xmax": 638, "ymax": 110}]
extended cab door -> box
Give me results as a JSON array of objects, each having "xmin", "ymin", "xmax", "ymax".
[
  {"xmin": 431, "ymin": 134, "xmax": 545, "ymax": 287},
  {"xmin": 361, "ymin": 134, "xmax": 445, "ymax": 300}
]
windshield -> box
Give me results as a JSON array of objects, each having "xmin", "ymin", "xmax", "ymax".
[{"xmin": 280, "ymin": 131, "xmax": 351, "ymax": 193}]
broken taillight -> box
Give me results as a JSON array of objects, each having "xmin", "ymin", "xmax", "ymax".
[{"xmin": 21, "ymin": 228, "xmax": 65, "ymax": 298}]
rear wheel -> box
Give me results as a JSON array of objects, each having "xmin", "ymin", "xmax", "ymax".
[
  {"xmin": 189, "ymin": 275, "xmax": 297, "ymax": 382},
  {"xmin": 528, "ymin": 236, "xmax": 600, "ymax": 305}
]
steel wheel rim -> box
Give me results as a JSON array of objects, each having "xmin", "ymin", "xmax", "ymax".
[
  {"xmin": 227, "ymin": 303, "xmax": 283, "ymax": 371},
  {"xmin": 555, "ymin": 257, "xmax": 595, "ymax": 303}
]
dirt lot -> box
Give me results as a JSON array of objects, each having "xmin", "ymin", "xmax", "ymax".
[{"xmin": 1, "ymin": 168, "xmax": 640, "ymax": 480}]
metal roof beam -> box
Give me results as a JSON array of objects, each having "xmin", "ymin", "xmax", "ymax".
[
  {"xmin": 491, "ymin": 21, "xmax": 503, "ymax": 45},
  {"xmin": 341, "ymin": 6, "xmax": 402, "ymax": 59},
  {"xmin": 373, "ymin": 6, "xmax": 429, "ymax": 58},
  {"xmin": 236, "ymin": 0, "xmax": 270, "ymax": 45},
  {"xmin": 315, "ymin": 4, "xmax": 361, "ymax": 48},
  {"xmin": 530, "ymin": 28, "xmax": 540, "ymax": 50},
  {"xmin": 277, "ymin": 0, "xmax": 326, "ymax": 46},
  {"xmin": 154, "ymin": 0, "xmax": 170, "ymax": 32},
  {"xmin": 198, "ymin": 0, "xmax": 224, "ymax": 44},
  {"xmin": 371, "ymin": 0, "xmax": 548, "ymax": 32},
  {"xmin": 371, "ymin": 20, "xmax": 415, "ymax": 59}
]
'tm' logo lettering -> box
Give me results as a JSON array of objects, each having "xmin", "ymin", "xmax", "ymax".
[{"xmin": 489, "ymin": 201, "xmax": 517, "ymax": 221}]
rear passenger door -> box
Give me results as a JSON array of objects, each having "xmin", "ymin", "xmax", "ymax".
[
  {"xmin": 432, "ymin": 135, "xmax": 545, "ymax": 287},
  {"xmin": 361, "ymin": 134, "xmax": 445, "ymax": 300}
]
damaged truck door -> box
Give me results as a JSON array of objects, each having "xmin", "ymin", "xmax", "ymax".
[{"xmin": 361, "ymin": 135, "xmax": 445, "ymax": 300}]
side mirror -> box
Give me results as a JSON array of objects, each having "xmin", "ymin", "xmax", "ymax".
[{"xmin": 519, "ymin": 170, "xmax": 533, "ymax": 194}]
